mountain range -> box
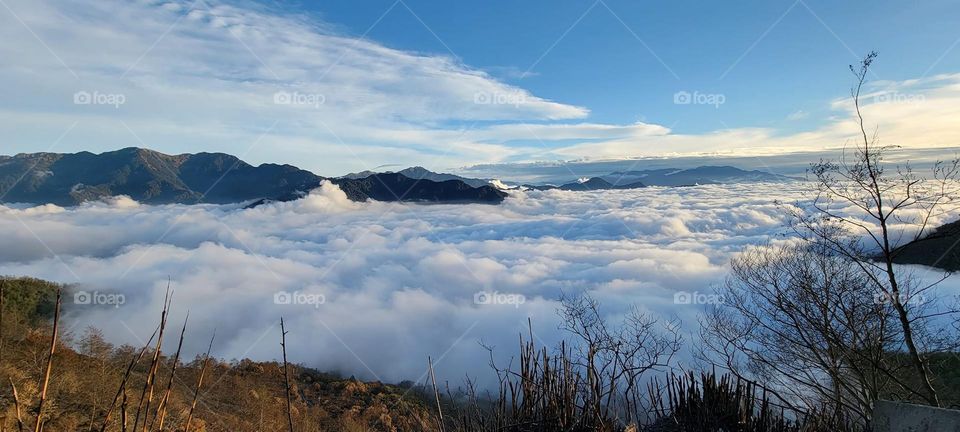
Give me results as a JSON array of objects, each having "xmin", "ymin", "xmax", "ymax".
[
  {"xmin": 0, "ymin": 148, "xmax": 505, "ymax": 206},
  {"xmin": 0, "ymin": 148, "xmax": 799, "ymax": 207},
  {"xmin": 523, "ymin": 177, "xmax": 647, "ymax": 191},
  {"xmin": 602, "ymin": 166, "xmax": 793, "ymax": 186},
  {"xmin": 518, "ymin": 166, "xmax": 792, "ymax": 191},
  {"xmin": 343, "ymin": 166, "xmax": 491, "ymax": 188}
]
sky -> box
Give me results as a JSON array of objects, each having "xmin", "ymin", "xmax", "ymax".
[{"xmin": 1, "ymin": 0, "xmax": 960, "ymax": 176}]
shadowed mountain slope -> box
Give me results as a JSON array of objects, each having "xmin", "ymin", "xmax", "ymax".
[
  {"xmin": 0, "ymin": 148, "xmax": 505, "ymax": 206},
  {"xmin": 893, "ymin": 219, "xmax": 960, "ymax": 271}
]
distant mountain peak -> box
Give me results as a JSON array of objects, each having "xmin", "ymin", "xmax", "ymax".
[
  {"xmin": 344, "ymin": 166, "xmax": 491, "ymax": 189},
  {"xmin": 604, "ymin": 165, "xmax": 793, "ymax": 187},
  {"xmin": 0, "ymin": 148, "xmax": 506, "ymax": 206}
]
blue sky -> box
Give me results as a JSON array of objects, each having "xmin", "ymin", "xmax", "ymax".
[
  {"xmin": 1, "ymin": 0, "xmax": 960, "ymax": 175},
  {"xmin": 306, "ymin": 0, "xmax": 960, "ymax": 133}
]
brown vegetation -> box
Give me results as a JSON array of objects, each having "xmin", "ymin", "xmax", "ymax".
[{"xmin": 0, "ymin": 277, "xmax": 435, "ymax": 432}]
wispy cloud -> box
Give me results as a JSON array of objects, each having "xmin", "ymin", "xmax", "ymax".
[
  {"xmin": 0, "ymin": 0, "xmax": 585, "ymax": 173},
  {"xmin": 1, "ymin": 0, "xmax": 959, "ymax": 176},
  {"xmin": 786, "ymin": 110, "xmax": 808, "ymax": 120}
]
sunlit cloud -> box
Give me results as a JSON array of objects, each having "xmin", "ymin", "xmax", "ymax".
[
  {"xmin": 2, "ymin": 1, "xmax": 959, "ymax": 176},
  {"xmin": 3, "ymin": 181, "xmax": 957, "ymax": 384}
]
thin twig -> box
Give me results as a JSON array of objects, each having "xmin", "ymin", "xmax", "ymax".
[
  {"xmin": 1, "ymin": 279, "xmax": 5, "ymax": 364},
  {"xmin": 429, "ymin": 356, "xmax": 446, "ymax": 432},
  {"xmin": 184, "ymin": 331, "xmax": 215, "ymax": 432},
  {"xmin": 152, "ymin": 313, "xmax": 189, "ymax": 431},
  {"xmin": 33, "ymin": 289, "xmax": 61, "ymax": 432},
  {"xmin": 280, "ymin": 318, "xmax": 294, "ymax": 432},
  {"xmin": 120, "ymin": 391, "xmax": 128, "ymax": 432},
  {"xmin": 99, "ymin": 326, "xmax": 159, "ymax": 432},
  {"xmin": 10, "ymin": 378, "xmax": 24, "ymax": 432},
  {"xmin": 133, "ymin": 285, "xmax": 172, "ymax": 432}
]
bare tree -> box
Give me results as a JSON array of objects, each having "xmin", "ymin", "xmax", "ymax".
[
  {"xmin": 796, "ymin": 51, "xmax": 960, "ymax": 407},
  {"xmin": 699, "ymin": 52, "xmax": 960, "ymax": 428},
  {"xmin": 470, "ymin": 294, "xmax": 681, "ymax": 431},
  {"xmin": 698, "ymin": 240, "xmax": 899, "ymax": 425},
  {"xmin": 558, "ymin": 293, "xmax": 682, "ymax": 425}
]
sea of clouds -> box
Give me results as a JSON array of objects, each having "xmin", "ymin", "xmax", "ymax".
[{"xmin": 1, "ymin": 182, "xmax": 957, "ymax": 386}]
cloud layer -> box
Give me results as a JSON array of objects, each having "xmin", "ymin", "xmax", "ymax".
[
  {"xmin": 4, "ymin": 181, "xmax": 957, "ymax": 385},
  {"xmin": 0, "ymin": 183, "xmax": 789, "ymax": 381}
]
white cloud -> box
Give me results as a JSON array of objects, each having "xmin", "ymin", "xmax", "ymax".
[
  {"xmin": 466, "ymin": 122, "xmax": 672, "ymax": 143},
  {"xmin": 0, "ymin": 0, "xmax": 587, "ymax": 174},
  {"xmin": 543, "ymin": 74, "xmax": 960, "ymax": 161},
  {"xmin": 2, "ymin": 182, "xmax": 959, "ymax": 385},
  {"xmin": 0, "ymin": 184, "xmax": 761, "ymax": 379},
  {"xmin": 3, "ymin": 0, "xmax": 960, "ymax": 176},
  {"xmin": 786, "ymin": 110, "xmax": 808, "ymax": 120}
]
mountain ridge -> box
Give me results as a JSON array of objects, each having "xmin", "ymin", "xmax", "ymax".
[
  {"xmin": 523, "ymin": 177, "xmax": 647, "ymax": 191},
  {"xmin": 1, "ymin": 149, "xmax": 796, "ymax": 207},
  {"xmin": 603, "ymin": 166, "xmax": 793, "ymax": 186},
  {"xmin": 0, "ymin": 148, "xmax": 506, "ymax": 206},
  {"xmin": 892, "ymin": 219, "xmax": 960, "ymax": 271},
  {"xmin": 342, "ymin": 166, "xmax": 491, "ymax": 188}
]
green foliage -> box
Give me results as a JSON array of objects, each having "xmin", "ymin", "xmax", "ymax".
[
  {"xmin": 931, "ymin": 353, "xmax": 960, "ymax": 406},
  {"xmin": 1, "ymin": 276, "xmax": 61, "ymax": 324},
  {"xmin": 882, "ymin": 352, "xmax": 960, "ymax": 408}
]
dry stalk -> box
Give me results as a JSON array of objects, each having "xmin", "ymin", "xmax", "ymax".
[
  {"xmin": 33, "ymin": 289, "xmax": 60, "ymax": 432},
  {"xmin": 280, "ymin": 318, "xmax": 294, "ymax": 432},
  {"xmin": 183, "ymin": 331, "xmax": 215, "ymax": 432},
  {"xmin": 120, "ymin": 391, "xmax": 128, "ymax": 432},
  {"xmin": 1, "ymin": 280, "xmax": 5, "ymax": 364},
  {"xmin": 152, "ymin": 313, "xmax": 189, "ymax": 431},
  {"xmin": 9, "ymin": 378, "xmax": 24, "ymax": 432},
  {"xmin": 99, "ymin": 326, "xmax": 159, "ymax": 432},
  {"xmin": 428, "ymin": 356, "xmax": 446, "ymax": 432},
  {"xmin": 133, "ymin": 286, "xmax": 172, "ymax": 432}
]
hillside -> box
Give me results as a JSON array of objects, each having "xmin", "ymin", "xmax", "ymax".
[
  {"xmin": 331, "ymin": 173, "xmax": 507, "ymax": 203},
  {"xmin": 4, "ymin": 276, "xmax": 958, "ymax": 431},
  {"xmin": 893, "ymin": 219, "xmax": 960, "ymax": 271},
  {"xmin": 0, "ymin": 277, "xmax": 437, "ymax": 432}
]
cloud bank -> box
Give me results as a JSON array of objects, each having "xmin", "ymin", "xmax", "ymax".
[{"xmin": 3, "ymin": 181, "xmax": 958, "ymax": 385}]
